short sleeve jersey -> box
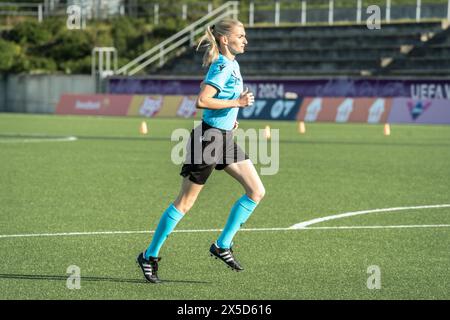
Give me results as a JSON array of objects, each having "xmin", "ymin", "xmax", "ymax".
[{"xmin": 202, "ymin": 53, "xmax": 243, "ymax": 131}]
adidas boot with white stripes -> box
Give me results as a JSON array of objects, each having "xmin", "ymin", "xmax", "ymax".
[
  {"xmin": 209, "ymin": 243, "xmax": 244, "ymax": 271},
  {"xmin": 136, "ymin": 252, "xmax": 162, "ymax": 283}
]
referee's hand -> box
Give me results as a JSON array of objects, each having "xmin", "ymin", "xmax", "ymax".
[{"xmin": 238, "ymin": 87, "xmax": 254, "ymax": 107}]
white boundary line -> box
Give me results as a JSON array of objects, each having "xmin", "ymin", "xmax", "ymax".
[
  {"xmin": 289, "ymin": 204, "xmax": 450, "ymax": 229},
  {"xmin": 304, "ymin": 224, "xmax": 450, "ymax": 230},
  {"xmin": 0, "ymin": 136, "xmax": 77, "ymax": 143},
  {"xmin": 0, "ymin": 204, "xmax": 449, "ymax": 239}
]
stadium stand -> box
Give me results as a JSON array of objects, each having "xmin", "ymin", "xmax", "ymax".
[
  {"xmin": 154, "ymin": 21, "xmax": 449, "ymax": 77},
  {"xmin": 380, "ymin": 22, "xmax": 450, "ymax": 76}
]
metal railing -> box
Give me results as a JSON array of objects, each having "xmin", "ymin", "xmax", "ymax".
[
  {"xmin": 246, "ymin": 0, "xmax": 450, "ymax": 26},
  {"xmin": 92, "ymin": 47, "xmax": 118, "ymax": 92},
  {"xmin": 0, "ymin": 2, "xmax": 44, "ymax": 22},
  {"xmin": 0, "ymin": 0, "xmax": 125, "ymax": 22},
  {"xmin": 0, "ymin": 1, "xmax": 220, "ymax": 24},
  {"xmin": 1, "ymin": 1, "xmax": 449, "ymax": 25},
  {"xmin": 115, "ymin": 1, "xmax": 239, "ymax": 76}
]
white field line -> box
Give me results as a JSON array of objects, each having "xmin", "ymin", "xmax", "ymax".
[
  {"xmin": 0, "ymin": 205, "xmax": 449, "ymax": 239},
  {"xmin": 289, "ymin": 204, "xmax": 450, "ymax": 229},
  {"xmin": 303, "ymin": 224, "xmax": 450, "ymax": 230},
  {"xmin": 0, "ymin": 136, "xmax": 77, "ymax": 143}
]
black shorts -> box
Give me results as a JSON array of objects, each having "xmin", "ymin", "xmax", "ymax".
[{"xmin": 180, "ymin": 121, "xmax": 249, "ymax": 185}]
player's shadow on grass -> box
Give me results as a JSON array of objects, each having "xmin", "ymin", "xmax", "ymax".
[{"xmin": 0, "ymin": 273, "xmax": 210, "ymax": 285}]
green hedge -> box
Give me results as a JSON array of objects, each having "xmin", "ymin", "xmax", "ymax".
[
  {"xmin": 0, "ymin": 38, "xmax": 21, "ymax": 72},
  {"xmin": 0, "ymin": 16, "xmax": 180, "ymax": 74}
]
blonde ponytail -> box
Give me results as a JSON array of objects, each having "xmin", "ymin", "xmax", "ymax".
[
  {"xmin": 196, "ymin": 18, "xmax": 244, "ymax": 67},
  {"xmin": 196, "ymin": 26, "xmax": 219, "ymax": 67}
]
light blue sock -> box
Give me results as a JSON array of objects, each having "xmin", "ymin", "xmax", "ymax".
[
  {"xmin": 217, "ymin": 194, "xmax": 258, "ymax": 249},
  {"xmin": 145, "ymin": 203, "xmax": 184, "ymax": 259}
]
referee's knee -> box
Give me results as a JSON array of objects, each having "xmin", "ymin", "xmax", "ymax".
[
  {"xmin": 173, "ymin": 197, "xmax": 196, "ymax": 214},
  {"xmin": 247, "ymin": 186, "xmax": 265, "ymax": 203}
]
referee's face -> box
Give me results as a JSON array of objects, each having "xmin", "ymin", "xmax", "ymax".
[{"xmin": 226, "ymin": 25, "xmax": 247, "ymax": 55}]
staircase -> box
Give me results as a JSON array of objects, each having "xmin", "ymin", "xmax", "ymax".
[
  {"xmin": 378, "ymin": 21, "xmax": 450, "ymax": 76},
  {"xmin": 115, "ymin": 1, "xmax": 238, "ymax": 76}
]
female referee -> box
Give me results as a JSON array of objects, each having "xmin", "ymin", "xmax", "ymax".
[{"xmin": 137, "ymin": 18, "xmax": 265, "ymax": 283}]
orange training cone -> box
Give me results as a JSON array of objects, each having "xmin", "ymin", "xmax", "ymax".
[
  {"xmin": 384, "ymin": 123, "xmax": 391, "ymax": 136},
  {"xmin": 298, "ymin": 121, "xmax": 306, "ymax": 134},
  {"xmin": 264, "ymin": 125, "xmax": 271, "ymax": 139},
  {"xmin": 140, "ymin": 121, "xmax": 148, "ymax": 135}
]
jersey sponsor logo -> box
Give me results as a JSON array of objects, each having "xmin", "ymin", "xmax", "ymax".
[
  {"xmin": 218, "ymin": 64, "xmax": 226, "ymax": 72},
  {"xmin": 231, "ymin": 70, "xmax": 241, "ymax": 79}
]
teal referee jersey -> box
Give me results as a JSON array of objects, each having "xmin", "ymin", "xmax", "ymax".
[{"xmin": 202, "ymin": 53, "xmax": 243, "ymax": 131}]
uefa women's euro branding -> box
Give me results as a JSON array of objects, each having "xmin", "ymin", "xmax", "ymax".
[{"xmin": 56, "ymin": 94, "xmax": 450, "ymax": 124}]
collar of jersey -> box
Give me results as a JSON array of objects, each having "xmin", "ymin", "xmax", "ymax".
[{"xmin": 219, "ymin": 53, "xmax": 236, "ymax": 63}]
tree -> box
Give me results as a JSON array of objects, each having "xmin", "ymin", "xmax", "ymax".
[
  {"xmin": 7, "ymin": 20, "xmax": 52, "ymax": 46},
  {"xmin": 0, "ymin": 39, "xmax": 21, "ymax": 72}
]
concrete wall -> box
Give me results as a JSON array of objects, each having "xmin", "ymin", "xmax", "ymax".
[{"xmin": 0, "ymin": 74, "xmax": 95, "ymax": 114}]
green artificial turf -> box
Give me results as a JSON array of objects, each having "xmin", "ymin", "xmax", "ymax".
[{"xmin": 0, "ymin": 113, "xmax": 449, "ymax": 299}]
